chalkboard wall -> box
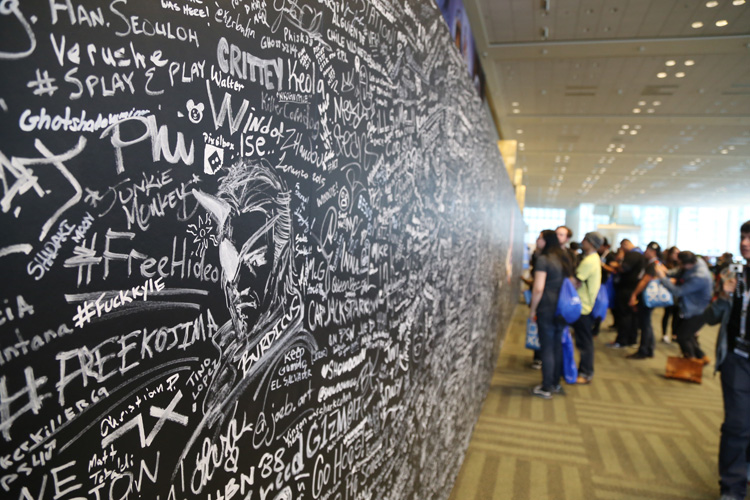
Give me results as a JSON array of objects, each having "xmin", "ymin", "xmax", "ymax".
[{"xmin": 0, "ymin": 1, "xmax": 522, "ymax": 498}]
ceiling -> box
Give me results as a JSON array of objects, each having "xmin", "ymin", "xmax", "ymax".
[{"xmin": 463, "ymin": 0, "xmax": 750, "ymax": 208}]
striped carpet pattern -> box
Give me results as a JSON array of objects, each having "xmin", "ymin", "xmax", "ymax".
[{"xmin": 448, "ymin": 305, "xmax": 736, "ymax": 500}]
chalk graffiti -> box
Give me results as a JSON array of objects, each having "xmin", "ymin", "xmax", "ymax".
[{"xmin": 0, "ymin": 0, "xmax": 522, "ymax": 499}]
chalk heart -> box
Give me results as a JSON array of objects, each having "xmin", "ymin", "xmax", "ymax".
[{"xmin": 186, "ymin": 99, "xmax": 204, "ymax": 123}]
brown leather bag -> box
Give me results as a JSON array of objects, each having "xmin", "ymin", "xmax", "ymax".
[{"xmin": 665, "ymin": 356, "xmax": 703, "ymax": 383}]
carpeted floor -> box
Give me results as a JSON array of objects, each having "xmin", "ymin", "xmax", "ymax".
[{"xmin": 447, "ymin": 304, "xmax": 742, "ymax": 500}]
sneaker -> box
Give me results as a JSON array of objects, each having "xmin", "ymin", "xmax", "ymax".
[
  {"xmin": 531, "ymin": 359, "xmax": 542, "ymax": 370},
  {"xmin": 532, "ymin": 385, "xmax": 552, "ymax": 399},
  {"xmin": 552, "ymin": 384, "xmax": 566, "ymax": 395},
  {"xmin": 661, "ymin": 336, "xmax": 671, "ymax": 344},
  {"xmin": 606, "ymin": 342, "xmax": 624, "ymax": 349},
  {"xmin": 627, "ymin": 352, "xmax": 652, "ymax": 359},
  {"xmin": 576, "ymin": 375, "xmax": 592, "ymax": 385}
]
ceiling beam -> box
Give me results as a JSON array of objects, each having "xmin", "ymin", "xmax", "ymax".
[
  {"xmin": 507, "ymin": 115, "xmax": 750, "ymax": 126},
  {"xmin": 519, "ymin": 151, "xmax": 750, "ymax": 159},
  {"xmin": 484, "ymin": 35, "xmax": 750, "ymax": 61}
]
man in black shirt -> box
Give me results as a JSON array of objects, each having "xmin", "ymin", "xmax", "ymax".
[
  {"xmin": 704, "ymin": 220, "xmax": 750, "ymax": 500},
  {"xmin": 609, "ymin": 239, "xmax": 646, "ymax": 348}
]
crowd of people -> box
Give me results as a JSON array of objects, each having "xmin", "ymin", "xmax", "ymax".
[{"xmin": 523, "ymin": 221, "xmax": 750, "ymax": 500}]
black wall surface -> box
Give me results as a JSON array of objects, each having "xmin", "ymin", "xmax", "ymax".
[{"xmin": 0, "ymin": 1, "xmax": 523, "ymax": 498}]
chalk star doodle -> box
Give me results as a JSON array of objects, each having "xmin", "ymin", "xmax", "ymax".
[
  {"xmin": 186, "ymin": 213, "xmax": 219, "ymax": 258},
  {"xmin": 83, "ymin": 187, "xmax": 103, "ymax": 207},
  {"xmin": 26, "ymin": 69, "xmax": 57, "ymax": 96}
]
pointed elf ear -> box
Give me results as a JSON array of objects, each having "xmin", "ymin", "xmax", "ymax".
[{"xmin": 193, "ymin": 189, "xmax": 232, "ymax": 233}]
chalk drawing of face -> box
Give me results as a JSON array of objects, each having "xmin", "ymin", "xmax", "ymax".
[
  {"xmin": 193, "ymin": 159, "xmax": 294, "ymax": 337},
  {"xmin": 186, "ymin": 99, "xmax": 204, "ymax": 123}
]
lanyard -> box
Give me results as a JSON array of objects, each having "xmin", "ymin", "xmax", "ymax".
[{"xmin": 741, "ymin": 274, "xmax": 749, "ymax": 339}]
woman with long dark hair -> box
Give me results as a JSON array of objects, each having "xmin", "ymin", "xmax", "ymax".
[{"xmin": 528, "ymin": 230, "xmax": 574, "ymax": 399}]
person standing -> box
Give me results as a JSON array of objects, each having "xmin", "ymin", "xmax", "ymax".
[
  {"xmin": 529, "ymin": 230, "xmax": 574, "ymax": 399},
  {"xmin": 655, "ymin": 251, "xmax": 713, "ymax": 363},
  {"xmin": 523, "ymin": 245, "xmax": 543, "ymax": 369},
  {"xmin": 627, "ymin": 241, "xmax": 662, "ymax": 359},
  {"xmin": 704, "ymin": 220, "xmax": 750, "ymax": 500},
  {"xmin": 572, "ymin": 232, "xmax": 603, "ymax": 384},
  {"xmin": 610, "ymin": 239, "xmax": 646, "ymax": 348},
  {"xmin": 661, "ymin": 246, "xmax": 680, "ymax": 343},
  {"xmin": 556, "ymin": 225, "xmax": 578, "ymax": 267}
]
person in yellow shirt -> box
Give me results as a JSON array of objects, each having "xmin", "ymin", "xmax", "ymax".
[{"xmin": 573, "ymin": 232, "xmax": 603, "ymax": 384}]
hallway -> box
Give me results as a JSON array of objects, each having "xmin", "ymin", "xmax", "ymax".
[{"xmin": 449, "ymin": 305, "xmax": 731, "ymax": 500}]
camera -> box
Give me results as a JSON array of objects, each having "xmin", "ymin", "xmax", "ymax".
[{"xmin": 729, "ymin": 263, "xmax": 744, "ymax": 276}]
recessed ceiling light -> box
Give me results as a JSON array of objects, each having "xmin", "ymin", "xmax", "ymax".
[
  {"xmin": 513, "ymin": 109, "xmax": 520, "ymax": 114},
  {"xmin": 616, "ymin": 148, "xmax": 624, "ymax": 153},
  {"xmin": 653, "ymin": 101, "xmax": 661, "ymax": 106},
  {"xmin": 684, "ymin": 60, "xmax": 695, "ymax": 66},
  {"xmin": 706, "ymin": 0, "xmax": 719, "ymax": 6},
  {"xmin": 692, "ymin": 21, "xmax": 704, "ymax": 28},
  {"xmin": 733, "ymin": 0, "xmax": 746, "ymax": 5},
  {"xmin": 666, "ymin": 60, "xmax": 676, "ymax": 66},
  {"xmin": 516, "ymin": 129, "xmax": 524, "ymax": 134},
  {"xmin": 716, "ymin": 19, "xmax": 729, "ymax": 26},
  {"xmin": 630, "ymin": 130, "xmax": 638, "ymax": 135},
  {"xmin": 638, "ymin": 100, "xmax": 646, "ymax": 106},
  {"xmin": 622, "ymin": 124, "xmax": 630, "ymax": 129},
  {"xmin": 634, "ymin": 125, "xmax": 642, "ymax": 130},
  {"xmin": 512, "ymin": 102, "xmax": 519, "ymax": 106},
  {"xmin": 647, "ymin": 108, "xmax": 655, "ymax": 113},
  {"xmin": 618, "ymin": 130, "xmax": 626, "ymax": 135},
  {"xmin": 721, "ymin": 150, "xmax": 729, "ymax": 154},
  {"xmin": 676, "ymin": 72, "xmax": 686, "ymax": 78},
  {"xmin": 657, "ymin": 72, "xmax": 668, "ymax": 78},
  {"xmin": 633, "ymin": 108, "xmax": 641, "ymax": 113},
  {"xmin": 656, "ymin": 157, "xmax": 663, "ymax": 162}
]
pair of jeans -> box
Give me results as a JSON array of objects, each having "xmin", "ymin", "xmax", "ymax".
[
  {"xmin": 719, "ymin": 352, "xmax": 750, "ymax": 499},
  {"xmin": 662, "ymin": 305, "xmax": 677, "ymax": 338},
  {"xmin": 636, "ymin": 302, "xmax": 654, "ymax": 357},
  {"xmin": 537, "ymin": 312, "xmax": 566, "ymax": 390},
  {"xmin": 675, "ymin": 314, "xmax": 706, "ymax": 359},
  {"xmin": 573, "ymin": 314, "xmax": 594, "ymax": 378}
]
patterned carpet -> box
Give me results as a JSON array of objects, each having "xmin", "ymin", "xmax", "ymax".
[{"xmin": 447, "ymin": 305, "xmax": 739, "ymax": 500}]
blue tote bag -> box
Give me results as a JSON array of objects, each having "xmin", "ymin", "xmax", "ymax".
[
  {"xmin": 556, "ymin": 278, "xmax": 582, "ymax": 324},
  {"xmin": 526, "ymin": 319, "xmax": 540, "ymax": 350},
  {"xmin": 643, "ymin": 279, "xmax": 674, "ymax": 308},
  {"xmin": 591, "ymin": 284, "xmax": 609, "ymax": 320},
  {"xmin": 561, "ymin": 327, "xmax": 578, "ymax": 384}
]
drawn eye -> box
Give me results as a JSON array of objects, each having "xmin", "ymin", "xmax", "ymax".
[{"xmin": 242, "ymin": 246, "xmax": 268, "ymax": 269}]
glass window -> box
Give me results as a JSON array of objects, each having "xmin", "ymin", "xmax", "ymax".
[
  {"xmin": 580, "ymin": 203, "xmax": 611, "ymax": 235},
  {"xmin": 523, "ymin": 207, "xmax": 566, "ymax": 246},
  {"xmin": 676, "ymin": 206, "xmax": 750, "ymax": 258},
  {"xmin": 616, "ymin": 205, "xmax": 669, "ymax": 249}
]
